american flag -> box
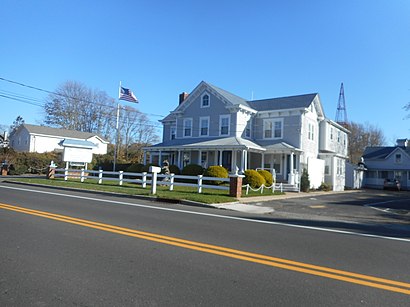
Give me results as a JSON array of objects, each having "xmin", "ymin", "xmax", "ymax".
[{"xmin": 119, "ymin": 86, "xmax": 138, "ymax": 103}]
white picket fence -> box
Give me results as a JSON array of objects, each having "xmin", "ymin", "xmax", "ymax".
[{"xmin": 53, "ymin": 168, "xmax": 230, "ymax": 194}]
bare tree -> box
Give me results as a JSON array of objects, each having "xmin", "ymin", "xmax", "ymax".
[
  {"xmin": 347, "ymin": 121, "xmax": 386, "ymax": 164},
  {"xmin": 9, "ymin": 116, "xmax": 25, "ymax": 134},
  {"xmin": 44, "ymin": 81, "xmax": 116, "ymax": 139},
  {"xmin": 117, "ymin": 105, "xmax": 159, "ymax": 162}
]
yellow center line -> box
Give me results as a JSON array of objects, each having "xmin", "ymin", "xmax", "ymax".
[{"xmin": 1, "ymin": 203, "xmax": 409, "ymax": 295}]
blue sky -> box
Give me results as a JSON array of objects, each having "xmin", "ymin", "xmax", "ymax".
[{"xmin": 1, "ymin": 0, "xmax": 409, "ymax": 144}]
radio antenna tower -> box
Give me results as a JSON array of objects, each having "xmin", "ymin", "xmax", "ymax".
[{"xmin": 335, "ymin": 82, "xmax": 348, "ymax": 127}]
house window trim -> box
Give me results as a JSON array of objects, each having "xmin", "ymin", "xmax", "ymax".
[
  {"xmin": 199, "ymin": 116, "xmax": 210, "ymax": 137},
  {"xmin": 219, "ymin": 114, "xmax": 230, "ymax": 136},
  {"xmin": 245, "ymin": 119, "xmax": 252, "ymax": 139},
  {"xmin": 201, "ymin": 92, "xmax": 210, "ymax": 108},
  {"xmin": 183, "ymin": 118, "xmax": 193, "ymax": 138},
  {"xmin": 170, "ymin": 125, "xmax": 176, "ymax": 140},
  {"xmin": 263, "ymin": 118, "xmax": 283, "ymax": 140}
]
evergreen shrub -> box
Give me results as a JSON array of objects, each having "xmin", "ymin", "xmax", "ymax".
[
  {"xmin": 204, "ymin": 165, "xmax": 229, "ymax": 185},
  {"xmin": 181, "ymin": 164, "xmax": 204, "ymax": 176},
  {"xmin": 257, "ymin": 169, "xmax": 274, "ymax": 186},
  {"xmin": 244, "ymin": 169, "xmax": 266, "ymax": 188},
  {"xmin": 300, "ymin": 169, "xmax": 310, "ymax": 192}
]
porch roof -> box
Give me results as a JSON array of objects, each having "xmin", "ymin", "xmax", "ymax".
[
  {"xmin": 262, "ymin": 141, "xmax": 302, "ymax": 154},
  {"xmin": 145, "ymin": 137, "xmax": 266, "ymax": 152}
]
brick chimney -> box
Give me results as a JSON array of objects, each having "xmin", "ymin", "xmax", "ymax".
[{"xmin": 179, "ymin": 92, "xmax": 189, "ymax": 105}]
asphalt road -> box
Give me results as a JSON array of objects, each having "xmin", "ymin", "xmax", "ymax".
[{"xmin": 0, "ymin": 183, "xmax": 409, "ymax": 306}]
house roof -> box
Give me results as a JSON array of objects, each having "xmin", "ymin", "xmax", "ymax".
[
  {"xmin": 247, "ymin": 93, "xmax": 318, "ymax": 111},
  {"xmin": 362, "ymin": 146, "xmax": 410, "ymax": 160},
  {"xmin": 21, "ymin": 124, "xmax": 108, "ymax": 143},
  {"xmin": 207, "ymin": 82, "xmax": 249, "ymax": 107}
]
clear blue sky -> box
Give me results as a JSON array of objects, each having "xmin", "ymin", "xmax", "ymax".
[{"xmin": 1, "ymin": 0, "xmax": 409, "ymax": 144}]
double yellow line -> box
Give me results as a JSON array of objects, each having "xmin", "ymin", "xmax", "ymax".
[{"xmin": 1, "ymin": 202, "xmax": 409, "ymax": 295}]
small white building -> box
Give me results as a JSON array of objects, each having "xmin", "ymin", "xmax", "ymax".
[{"xmin": 9, "ymin": 124, "xmax": 108, "ymax": 155}]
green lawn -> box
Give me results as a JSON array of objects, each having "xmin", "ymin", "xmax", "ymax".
[{"xmin": 7, "ymin": 177, "xmax": 284, "ymax": 204}]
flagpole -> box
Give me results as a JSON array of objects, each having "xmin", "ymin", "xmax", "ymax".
[{"xmin": 113, "ymin": 81, "xmax": 121, "ymax": 172}]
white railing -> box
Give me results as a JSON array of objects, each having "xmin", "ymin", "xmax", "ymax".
[
  {"xmin": 243, "ymin": 182, "xmax": 283, "ymax": 195},
  {"xmin": 53, "ymin": 168, "xmax": 229, "ymax": 194}
]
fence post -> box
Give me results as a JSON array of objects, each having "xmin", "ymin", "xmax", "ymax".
[
  {"xmin": 98, "ymin": 169, "xmax": 103, "ymax": 184},
  {"xmin": 142, "ymin": 172, "xmax": 147, "ymax": 188},
  {"xmin": 169, "ymin": 173, "xmax": 174, "ymax": 191},
  {"xmin": 80, "ymin": 169, "xmax": 85, "ymax": 183},
  {"xmin": 64, "ymin": 167, "xmax": 68, "ymax": 181},
  {"xmin": 119, "ymin": 171, "xmax": 123, "ymax": 186},
  {"xmin": 229, "ymin": 174, "xmax": 245, "ymax": 198},
  {"xmin": 149, "ymin": 166, "xmax": 161, "ymax": 195},
  {"xmin": 197, "ymin": 175, "xmax": 203, "ymax": 193},
  {"xmin": 47, "ymin": 166, "xmax": 56, "ymax": 179}
]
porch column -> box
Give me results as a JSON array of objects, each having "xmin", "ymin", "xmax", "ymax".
[
  {"xmin": 159, "ymin": 151, "xmax": 163, "ymax": 165},
  {"xmin": 240, "ymin": 150, "xmax": 245, "ymax": 173},
  {"xmin": 198, "ymin": 150, "xmax": 202, "ymax": 166},
  {"xmin": 178, "ymin": 150, "xmax": 182, "ymax": 169},
  {"xmin": 143, "ymin": 151, "xmax": 147, "ymax": 165},
  {"xmin": 261, "ymin": 153, "xmax": 265, "ymax": 170},
  {"xmin": 214, "ymin": 150, "xmax": 218, "ymax": 166},
  {"xmin": 219, "ymin": 150, "xmax": 223, "ymax": 166},
  {"xmin": 149, "ymin": 152, "xmax": 153, "ymax": 164},
  {"xmin": 288, "ymin": 152, "xmax": 295, "ymax": 184},
  {"xmin": 232, "ymin": 150, "xmax": 237, "ymax": 174}
]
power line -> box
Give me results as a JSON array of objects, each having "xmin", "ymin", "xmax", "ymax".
[{"xmin": 0, "ymin": 76, "xmax": 166, "ymax": 118}]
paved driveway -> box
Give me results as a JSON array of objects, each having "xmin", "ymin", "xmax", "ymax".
[{"xmin": 236, "ymin": 189, "xmax": 410, "ymax": 238}]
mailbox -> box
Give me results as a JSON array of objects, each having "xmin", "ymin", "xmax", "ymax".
[{"xmin": 149, "ymin": 166, "xmax": 161, "ymax": 173}]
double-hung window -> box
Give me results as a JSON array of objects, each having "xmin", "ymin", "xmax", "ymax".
[
  {"xmin": 245, "ymin": 120, "xmax": 251, "ymax": 138},
  {"xmin": 264, "ymin": 119, "xmax": 283, "ymax": 139},
  {"xmin": 219, "ymin": 115, "xmax": 230, "ymax": 136},
  {"xmin": 183, "ymin": 118, "xmax": 192, "ymax": 137},
  {"xmin": 200, "ymin": 117, "xmax": 209, "ymax": 136},
  {"xmin": 170, "ymin": 126, "xmax": 176, "ymax": 140},
  {"xmin": 308, "ymin": 123, "xmax": 314, "ymax": 141}
]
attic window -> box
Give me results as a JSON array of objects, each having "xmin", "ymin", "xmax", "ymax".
[
  {"xmin": 395, "ymin": 154, "xmax": 401, "ymax": 164},
  {"xmin": 201, "ymin": 94, "xmax": 210, "ymax": 108}
]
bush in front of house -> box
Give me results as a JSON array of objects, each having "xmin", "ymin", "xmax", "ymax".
[
  {"xmin": 126, "ymin": 163, "xmax": 145, "ymax": 173},
  {"xmin": 257, "ymin": 169, "xmax": 274, "ymax": 186},
  {"xmin": 181, "ymin": 164, "xmax": 204, "ymax": 176},
  {"xmin": 169, "ymin": 164, "xmax": 181, "ymax": 175},
  {"xmin": 244, "ymin": 169, "xmax": 266, "ymax": 188},
  {"xmin": 300, "ymin": 168, "xmax": 310, "ymax": 192},
  {"xmin": 204, "ymin": 165, "xmax": 229, "ymax": 185},
  {"xmin": 318, "ymin": 182, "xmax": 332, "ymax": 192}
]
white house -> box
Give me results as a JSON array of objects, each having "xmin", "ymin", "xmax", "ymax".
[
  {"xmin": 143, "ymin": 81, "xmax": 349, "ymax": 191},
  {"xmin": 362, "ymin": 138, "xmax": 410, "ymax": 190},
  {"xmin": 9, "ymin": 124, "xmax": 108, "ymax": 155}
]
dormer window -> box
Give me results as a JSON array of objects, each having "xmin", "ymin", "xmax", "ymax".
[{"xmin": 201, "ymin": 93, "xmax": 210, "ymax": 108}]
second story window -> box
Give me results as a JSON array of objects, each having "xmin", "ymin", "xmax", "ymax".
[
  {"xmin": 201, "ymin": 94, "xmax": 210, "ymax": 108},
  {"xmin": 183, "ymin": 118, "xmax": 192, "ymax": 137},
  {"xmin": 170, "ymin": 126, "xmax": 176, "ymax": 140},
  {"xmin": 308, "ymin": 123, "xmax": 314, "ymax": 141},
  {"xmin": 200, "ymin": 117, "xmax": 209, "ymax": 136},
  {"xmin": 245, "ymin": 120, "xmax": 251, "ymax": 138},
  {"xmin": 264, "ymin": 119, "xmax": 283, "ymax": 139},
  {"xmin": 220, "ymin": 115, "xmax": 230, "ymax": 136},
  {"xmin": 330, "ymin": 127, "xmax": 334, "ymax": 140}
]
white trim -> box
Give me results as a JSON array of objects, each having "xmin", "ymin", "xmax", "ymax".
[
  {"xmin": 201, "ymin": 92, "xmax": 210, "ymax": 108},
  {"xmin": 170, "ymin": 125, "xmax": 176, "ymax": 140},
  {"xmin": 199, "ymin": 116, "xmax": 210, "ymax": 137},
  {"xmin": 183, "ymin": 118, "xmax": 193, "ymax": 138},
  {"xmin": 219, "ymin": 114, "xmax": 230, "ymax": 136},
  {"xmin": 263, "ymin": 118, "xmax": 283, "ymax": 139}
]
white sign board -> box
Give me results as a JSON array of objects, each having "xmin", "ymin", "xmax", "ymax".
[{"xmin": 63, "ymin": 147, "xmax": 93, "ymax": 163}]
